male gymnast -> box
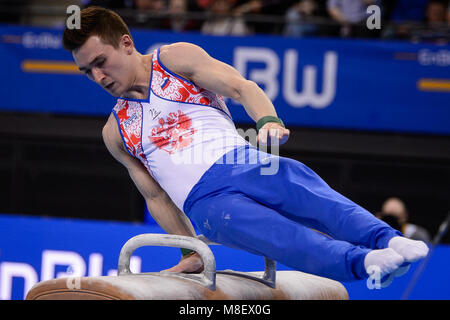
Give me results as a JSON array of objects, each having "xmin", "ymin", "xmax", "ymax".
[{"xmin": 62, "ymin": 6, "xmax": 428, "ymax": 282}]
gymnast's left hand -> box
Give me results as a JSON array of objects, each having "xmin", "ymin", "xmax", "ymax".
[
  {"xmin": 163, "ymin": 252, "xmax": 204, "ymax": 274},
  {"xmin": 257, "ymin": 122, "xmax": 290, "ymax": 146}
]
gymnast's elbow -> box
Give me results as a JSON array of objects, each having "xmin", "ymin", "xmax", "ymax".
[
  {"xmin": 143, "ymin": 187, "xmax": 166, "ymax": 202},
  {"xmin": 228, "ymin": 79, "xmax": 258, "ymax": 103}
]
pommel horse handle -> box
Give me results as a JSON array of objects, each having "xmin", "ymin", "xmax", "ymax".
[
  {"xmin": 118, "ymin": 234, "xmax": 216, "ymax": 290},
  {"xmin": 117, "ymin": 233, "xmax": 277, "ymax": 291}
]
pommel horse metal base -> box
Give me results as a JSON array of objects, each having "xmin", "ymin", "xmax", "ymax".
[{"xmin": 26, "ymin": 234, "xmax": 349, "ymax": 300}]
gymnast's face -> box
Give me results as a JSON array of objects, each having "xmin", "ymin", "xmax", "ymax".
[{"xmin": 73, "ymin": 35, "xmax": 135, "ymax": 97}]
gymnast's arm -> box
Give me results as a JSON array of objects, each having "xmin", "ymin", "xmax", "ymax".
[
  {"xmin": 158, "ymin": 42, "xmax": 290, "ymax": 144},
  {"xmin": 102, "ymin": 113, "xmax": 196, "ymax": 238},
  {"xmin": 102, "ymin": 114, "xmax": 204, "ymax": 272}
]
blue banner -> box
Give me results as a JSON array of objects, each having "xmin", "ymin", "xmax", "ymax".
[
  {"xmin": 0, "ymin": 213, "xmax": 449, "ymax": 300},
  {"xmin": 0, "ymin": 25, "xmax": 449, "ymax": 134}
]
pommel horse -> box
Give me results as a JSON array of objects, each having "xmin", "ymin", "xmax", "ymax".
[{"xmin": 26, "ymin": 234, "xmax": 348, "ymax": 300}]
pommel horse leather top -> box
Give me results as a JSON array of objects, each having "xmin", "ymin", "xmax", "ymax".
[{"xmin": 26, "ymin": 234, "xmax": 349, "ymax": 300}]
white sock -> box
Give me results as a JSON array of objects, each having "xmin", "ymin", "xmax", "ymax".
[
  {"xmin": 388, "ymin": 236, "xmax": 429, "ymax": 263},
  {"xmin": 364, "ymin": 248, "xmax": 405, "ymax": 278}
]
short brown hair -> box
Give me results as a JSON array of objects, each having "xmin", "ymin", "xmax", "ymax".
[{"xmin": 62, "ymin": 6, "xmax": 133, "ymax": 52}]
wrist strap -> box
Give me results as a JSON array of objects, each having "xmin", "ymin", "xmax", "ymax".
[
  {"xmin": 181, "ymin": 248, "xmax": 194, "ymax": 257},
  {"xmin": 256, "ymin": 116, "xmax": 284, "ymax": 131}
]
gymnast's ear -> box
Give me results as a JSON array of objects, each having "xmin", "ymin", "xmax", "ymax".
[{"xmin": 119, "ymin": 34, "xmax": 134, "ymax": 55}]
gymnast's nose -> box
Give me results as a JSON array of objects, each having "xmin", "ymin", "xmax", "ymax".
[{"xmin": 91, "ymin": 67, "xmax": 106, "ymax": 85}]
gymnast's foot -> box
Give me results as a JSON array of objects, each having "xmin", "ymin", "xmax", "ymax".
[
  {"xmin": 364, "ymin": 248, "xmax": 405, "ymax": 278},
  {"xmin": 388, "ymin": 236, "xmax": 429, "ymax": 262}
]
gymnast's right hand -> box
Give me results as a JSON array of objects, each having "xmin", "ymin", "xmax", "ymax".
[{"xmin": 163, "ymin": 252, "xmax": 204, "ymax": 274}]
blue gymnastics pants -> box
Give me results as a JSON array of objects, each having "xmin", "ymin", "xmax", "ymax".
[{"xmin": 183, "ymin": 146, "xmax": 401, "ymax": 281}]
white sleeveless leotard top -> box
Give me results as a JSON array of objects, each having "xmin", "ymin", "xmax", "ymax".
[{"xmin": 112, "ymin": 48, "xmax": 248, "ymax": 210}]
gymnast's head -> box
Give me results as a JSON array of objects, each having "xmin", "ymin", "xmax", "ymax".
[{"xmin": 62, "ymin": 6, "xmax": 137, "ymax": 97}]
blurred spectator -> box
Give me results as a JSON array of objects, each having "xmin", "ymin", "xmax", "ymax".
[
  {"xmin": 85, "ymin": 0, "xmax": 167, "ymax": 29},
  {"xmin": 84, "ymin": 0, "xmax": 133, "ymax": 8},
  {"xmin": 127, "ymin": 0, "xmax": 169, "ymax": 30},
  {"xmin": 284, "ymin": 0, "xmax": 320, "ymax": 37},
  {"xmin": 385, "ymin": 0, "xmax": 428, "ymax": 22},
  {"xmin": 448, "ymin": 1, "xmax": 450, "ymax": 24},
  {"xmin": 233, "ymin": 0, "xmax": 295, "ymax": 15},
  {"xmin": 326, "ymin": 0, "xmax": 380, "ymax": 38},
  {"xmin": 201, "ymin": 0, "xmax": 250, "ymax": 36},
  {"xmin": 196, "ymin": 0, "xmax": 211, "ymax": 9},
  {"xmin": 448, "ymin": 2, "xmax": 450, "ymax": 24},
  {"xmin": 426, "ymin": 0, "xmax": 448, "ymax": 25},
  {"xmin": 376, "ymin": 197, "xmax": 431, "ymax": 243},
  {"xmin": 233, "ymin": 0, "xmax": 263, "ymax": 15},
  {"xmin": 195, "ymin": 0, "xmax": 237, "ymax": 10},
  {"xmin": 134, "ymin": 0, "xmax": 166, "ymax": 11},
  {"xmin": 381, "ymin": 0, "xmax": 429, "ymax": 40},
  {"xmin": 410, "ymin": 0, "xmax": 449, "ymax": 44},
  {"xmin": 233, "ymin": 0, "xmax": 296, "ymax": 34},
  {"xmin": 163, "ymin": 0, "xmax": 200, "ymax": 31}
]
